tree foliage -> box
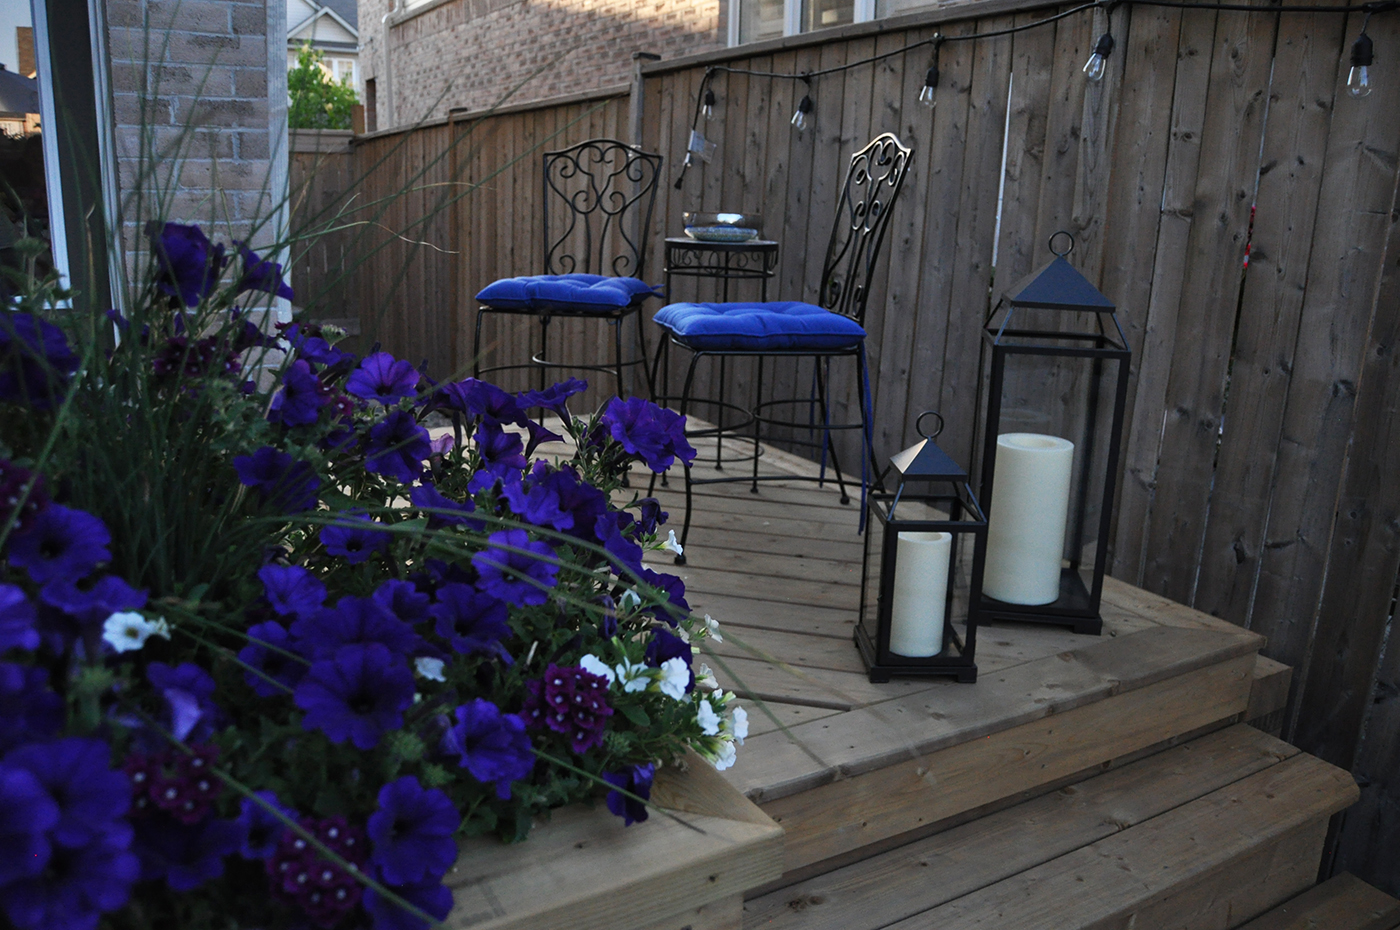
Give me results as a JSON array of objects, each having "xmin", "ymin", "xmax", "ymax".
[{"xmin": 288, "ymin": 44, "xmax": 357, "ymax": 130}]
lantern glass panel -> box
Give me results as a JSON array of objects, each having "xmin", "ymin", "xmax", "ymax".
[{"xmin": 979, "ymin": 305, "xmax": 1128, "ymax": 622}]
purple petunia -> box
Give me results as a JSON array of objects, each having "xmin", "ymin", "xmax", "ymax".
[
  {"xmin": 435, "ymin": 378, "xmax": 530, "ymax": 426},
  {"xmin": 235, "ymin": 790, "xmax": 293, "ymax": 860},
  {"xmin": 367, "ymin": 776, "xmax": 459, "ymax": 886},
  {"xmin": 238, "ymin": 621, "xmax": 309, "ymax": 697},
  {"xmin": 0, "ymin": 663, "xmax": 62, "ymax": 754},
  {"xmin": 294, "ymin": 643, "xmax": 415, "ymax": 750},
  {"xmin": 429, "ymin": 584, "xmax": 511, "ymax": 658},
  {"xmin": 595, "ymin": 513, "xmax": 645, "ymax": 576},
  {"xmin": 640, "ymin": 567, "xmax": 690, "ymax": 625},
  {"xmin": 40, "ymin": 574, "xmax": 147, "ymax": 627},
  {"xmin": 502, "ymin": 462, "xmax": 606, "ymax": 536},
  {"xmin": 3, "ymin": 738, "xmax": 132, "ymax": 848},
  {"xmin": 7, "ymin": 504, "xmax": 111, "ymax": 584},
  {"xmin": 0, "ymin": 313, "xmax": 80, "ymax": 409},
  {"xmin": 372, "ymin": 579, "xmax": 431, "ymax": 626},
  {"xmin": 268, "ymin": 360, "xmax": 330, "ymax": 427},
  {"xmin": 473, "ymin": 421, "xmax": 528, "ymax": 479},
  {"xmin": 234, "ymin": 447, "xmax": 321, "ymax": 513},
  {"xmin": 290, "ymin": 595, "xmax": 420, "ymax": 661},
  {"xmin": 346, "ymin": 353, "xmax": 421, "ymax": 405},
  {"xmin": 409, "ymin": 483, "xmax": 478, "ymax": 529},
  {"xmin": 365, "ymin": 410, "xmax": 432, "ymax": 483},
  {"xmin": 441, "ymin": 698, "xmax": 535, "ymax": 799},
  {"xmin": 146, "ymin": 221, "xmax": 227, "ymax": 307},
  {"xmin": 148, "ymin": 662, "xmax": 221, "ymax": 743},
  {"xmin": 235, "ymin": 242, "xmax": 296, "ymax": 301},
  {"xmin": 0, "ymin": 583, "xmax": 39, "ymax": 651},
  {"xmin": 282, "ymin": 324, "xmax": 354, "ymax": 369},
  {"xmin": 635, "ymin": 497, "xmax": 668, "ymax": 535},
  {"xmin": 603, "ymin": 762, "xmax": 656, "ymax": 826},
  {"xmin": 516, "ymin": 377, "xmax": 587, "ymax": 420},
  {"xmin": 132, "ymin": 811, "xmax": 244, "ymax": 892},
  {"xmin": 258, "ymin": 563, "xmax": 327, "ymax": 619},
  {"xmin": 471, "ymin": 528, "xmax": 559, "ymax": 607},
  {"xmin": 599, "ymin": 396, "xmax": 698, "ymax": 473},
  {"xmin": 1, "ymin": 819, "xmax": 140, "ymax": 930},
  {"xmin": 644, "ymin": 628, "xmax": 695, "ymax": 694},
  {"xmin": 0, "ymin": 762, "xmax": 58, "ymax": 885},
  {"xmin": 362, "ymin": 874, "xmax": 455, "ymax": 930},
  {"xmin": 320, "ymin": 515, "xmax": 391, "ymax": 564}
]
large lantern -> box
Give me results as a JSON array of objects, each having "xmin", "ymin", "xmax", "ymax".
[
  {"xmin": 976, "ymin": 232, "xmax": 1130, "ymax": 635},
  {"xmin": 856, "ymin": 412, "xmax": 987, "ymax": 684}
]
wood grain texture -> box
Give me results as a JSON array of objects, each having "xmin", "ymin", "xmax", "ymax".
[{"xmin": 1236, "ymin": 873, "xmax": 1400, "ymax": 930}]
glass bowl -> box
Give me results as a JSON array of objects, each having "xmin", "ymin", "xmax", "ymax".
[{"xmin": 683, "ymin": 212, "xmax": 762, "ymax": 242}]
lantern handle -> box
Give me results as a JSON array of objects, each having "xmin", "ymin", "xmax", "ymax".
[
  {"xmin": 1049, "ymin": 230, "xmax": 1075, "ymax": 257},
  {"xmin": 916, "ymin": 410, "xmax": 945, "ymax": 440}
]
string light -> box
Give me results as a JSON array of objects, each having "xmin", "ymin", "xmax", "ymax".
[
  {"xmin": 1350, "ymin": 16, "xmax": 1374, "ymax": 96},
  {"xmin": 791, "ymin": 77, "xmax": 814, "ymax": 131},
  {"xmin": 919, "ymin": 38, "xmax": 942, "ymax": 108},
  {"xmin": 672, "ymin": 0, "xmax": 1396, "ymax": 186},
  {"xmin": 1083, "ymin": 31, "xmax": 1115, "ymax": 81}
]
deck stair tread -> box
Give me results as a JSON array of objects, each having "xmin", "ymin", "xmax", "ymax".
[
  {"xmin": 1235, "ymin": 873, "xmax": 1400, "ymax": 930},
  {"xmin": 742, "ymin": 725, "xmax": 1357, "ymax": 930}
]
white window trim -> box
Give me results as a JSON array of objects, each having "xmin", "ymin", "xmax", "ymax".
[{"xmin": 729, "ymin": 0, "xmax": 875, "ymax": 46}]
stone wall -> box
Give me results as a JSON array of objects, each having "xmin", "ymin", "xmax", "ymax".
[
  {"xmin": 104, "ymin": 0, "xmax": 286, "ymax": 252},
  {"xmin": 359, "ymin": 0, "xmax": 725, "ymax": 129}
]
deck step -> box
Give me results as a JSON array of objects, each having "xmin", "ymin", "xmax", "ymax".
[
  {"xmin": 742, "ymin": 725, "xmax": 1358, "ymax": 930},
  {"xmin": 1236, "ymin": 873, "xmax": 1400, "ymax": 930}
]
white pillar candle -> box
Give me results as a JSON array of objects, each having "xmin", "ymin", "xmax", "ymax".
[
  {"xmin": 983, "ymin": 433, "xmax": 1075, "ymax": 605},
  {"xmin": 888, "ymin": 531, "xmax": 952, "ymax": 657}
]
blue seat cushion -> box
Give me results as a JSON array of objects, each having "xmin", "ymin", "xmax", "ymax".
[
  {"xmin": 477, "ymin": 274, "xmax": 660, "ymax": 312},
  {"xmin": 653, "ymin": 301, "xmax": 866, "ymax": 351}
]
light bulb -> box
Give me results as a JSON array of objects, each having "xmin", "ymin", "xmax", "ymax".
[
  {"xmin": 919, "ymin": 65, "xmax": 938, "ymax": 108},
  {"xmin": 702, "ymin": 88, "xmax": 716, "ymax": 120},
  {"xmin": 791, "ymin": 94, "xmax": 813, "ymax": 131},
  {"xmin": 1083, "ymin": 33, "xmax": 1114, "ymax": 83},
  {"xmin": 1349, "ymin": 33, "xmax": 1374, "ymax": 98}
]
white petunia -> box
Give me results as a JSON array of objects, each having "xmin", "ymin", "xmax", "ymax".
[
  {"xmin": 702, "ymin": 613, "xmax": 722, "ymax": 643},
  {"xmin": 620, "ymin": 589, "xmax": 642, "ymax": 611},
  {"xmin": 663, "ymin": 529, "xmax": 684, "ymax": 557},
  {"xmin": 696, "ymin": 698, "xmax": 721, "ymax": 736},
  {"xmin": 729, "ymin": 706, "xmax": 749, "ymax": 744},
  {"xmin": 712, "ymin": 739, "xmax": 737, "ymax": 771},
  {"xmin": 579, "ymin": 653, "xmax": 616, "ymax": 686},
  {"xmin": 694, "ymin": 663, "xmax": 719, "ymax": 693},
  {"xmin": 614, "ymin": 658, "xmax": 651, "ymax": 693},
  {"xmin": 657, "ymin": 657, "xmax": 690, "ymax": 700},
  {"xmin": 415, "ymin": 657, "xmax": 446, "ymax": 681},
  {"xmin": 102, "ymin": 612, "xmax": 170, "ymax": 654}
]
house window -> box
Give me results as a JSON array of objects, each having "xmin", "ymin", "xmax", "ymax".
[
  {"xmin": 328, "ymin": 57, "xmax": 357, "ymax": 86},
  {"xmin": 732, "ymin": 0, "xmax": 878, "ymax": 44}
]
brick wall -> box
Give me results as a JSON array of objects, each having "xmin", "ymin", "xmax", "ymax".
[
  {"xmin": 105, "ymin": 0, "xmax": 283, "ymax": 251},
  {"xmin": 360, "ymin": 0, "xmax": 725, "ymax": 128}
]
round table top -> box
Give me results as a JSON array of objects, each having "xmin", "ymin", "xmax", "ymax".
[{"xmin": 665, "ymin": 236, "xmax": 779, "ymax": 250}]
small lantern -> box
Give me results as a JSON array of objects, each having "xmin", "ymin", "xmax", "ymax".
[
  {"xmin": 856, "ymin": 412, "xmax": 987, "ymax": 684},
  {"xmin": 976, "ymin": 232, "xmax": 1130, "ymax": 635}
]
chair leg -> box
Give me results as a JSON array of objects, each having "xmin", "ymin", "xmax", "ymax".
[
  {"xmin": 674, "ymin": 351, "xmax": 704, "ymax": 565},
  {"xmin": 633, "ymin": 308, "xmax": 654, "ymax": 400},
  {"xmin": 612, "ymin": 318, "xmax": 626, "ymax": 397},
  {"xmin": 859, "ymin": 347, "xmax": 883, "ymax": 492},
  {"xmin": 473, "ymin": 308, "xmax": 487, "ymax": 379},
  {"xmin": 813, "ymin": 357, "xmax": 852, "ymax": 506},
  {"xmin": 751, "ymin": 354, "xmax": 764, "ymax": 493},
  {"xmin": 537, "ymin": 315, "xmax": 551, "ymax": 393},
  {"xmin": 716, "ymin": 355, "xmax": 727, "ymax": 470}
]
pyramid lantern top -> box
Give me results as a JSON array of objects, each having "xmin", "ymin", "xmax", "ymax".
[
  {"xmin": 888, "ymin": 412, "xmax": 966, "ymax": 483},
  {"xmin": 1003, "ymin": 231, "xmax": 1115, "ymax": 313}
]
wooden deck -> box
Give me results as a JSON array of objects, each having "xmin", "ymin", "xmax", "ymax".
[{"xmin": 625, "ymin": 436, "xmax": 1363, "ymax": 930}]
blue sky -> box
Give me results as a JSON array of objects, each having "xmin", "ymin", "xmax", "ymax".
[{"xmin": 0, "ymin": 0, "xmax": 31, "ymax": 76}]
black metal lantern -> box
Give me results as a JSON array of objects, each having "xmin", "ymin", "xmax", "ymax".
[
  {"xmin": 976, "ymin": 232, "xmax": 1130, "ymax": 635},
  {"xmin": 856, "ymin": 412, "xmax": 988, "ymax": 684}
]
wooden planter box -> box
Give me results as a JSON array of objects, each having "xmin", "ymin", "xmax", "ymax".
[{"xmin": 441, "ymin": 754, "xmax": 784, "ymax": 930}]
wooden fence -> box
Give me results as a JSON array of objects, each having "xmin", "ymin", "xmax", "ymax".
[{"xmin": 289, "ymin": 0, "xmax": 1400, "ymax": 887}]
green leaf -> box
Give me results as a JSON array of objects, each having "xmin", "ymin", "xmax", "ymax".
[{"xmin": 618, "ymin": 703, "xmax": 650, "ymax": 727}]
